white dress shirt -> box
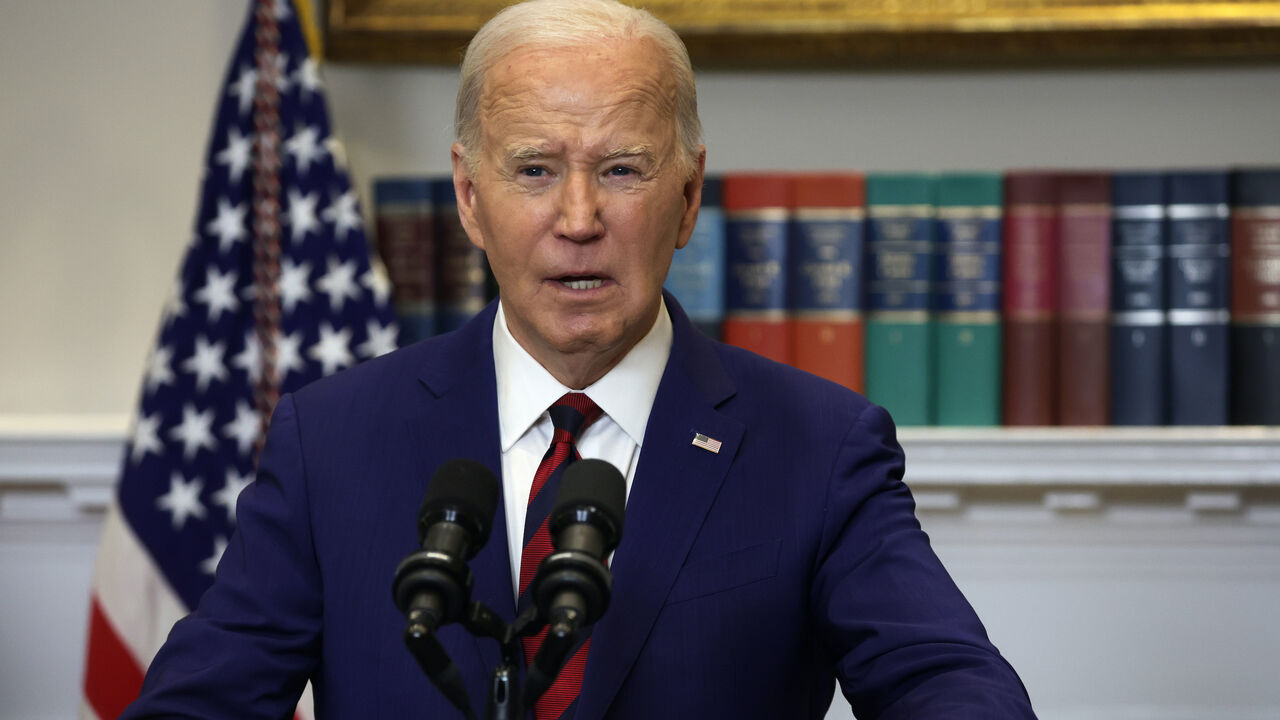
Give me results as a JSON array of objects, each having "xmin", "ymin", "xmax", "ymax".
[{"xmin": 492, "ymin": 299, "xmax": 672, "ymax": 599}]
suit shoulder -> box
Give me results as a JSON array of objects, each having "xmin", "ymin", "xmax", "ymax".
[{"xmin": 288, "ymin": 333, "xmax": 472, "ymax": 415}]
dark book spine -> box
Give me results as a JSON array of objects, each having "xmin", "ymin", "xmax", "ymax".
[
  {"xmin": 1057, "ymin": 173, "xmax": 1112, "ymax": 426},
  {"xmin": 432, "ymin": 178, "xmax": 491, "ymax": 334},
  {"xmin": 1110, "ymin": 172, "xmax": 1168, "ymax": 425},
  {"xmin": 1003, "ymin": 173, "xmax": 1058, "ymax": 426},
  {"xmin": 1230, "ymin": 169, "xmax": 1280, "ymax": 424},
  {"xmin": 373, "ymin": 178, "xmax": 437, "ymax": 344},
  {"xmin": 665, "ymin": 176, "xmax": 725, "ymax": 340},
  {"xmin": 1167, "ymin": 171, "xmax": 1231, "ymax": 425}
]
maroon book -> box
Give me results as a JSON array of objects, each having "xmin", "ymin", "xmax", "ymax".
[
  {"xmin": 1057, "ymin": 173, "xmax": 1112, "ymax": 426},
  {"xmin": 1003, "ymin": 172, "xmax": 1059, "ymax": 426}
]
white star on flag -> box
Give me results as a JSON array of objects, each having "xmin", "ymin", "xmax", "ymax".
[
  {"xmin": 285, "ymin": 125, "xmax": 327, "ymax": 177},
  {"xmin": 293, "ymin": 57, "xmax": 321, "ymax": 99},
  {"xmin": 227, "ymin": 65, "xmax": 257, "ymax": 116},
  {"xmin": 309, "ymin": 322, "xmax": 354, "ymax": 376},
  {"xmin": 181, "ymin": 335, "xmax": 229, "ymax": 393},
  {"xmin": 200, "ymin": 536, "xmax": 229, "ymax": 576},
  {"xmin": 275, "ymin": 329, "xmax": 306, "ymax": 380},
  {"xmin": 193, "ymin": 266, "xmax": 240, "ymax": 322},
  {"xmin": 206, "ymin": 198, "xmax": 248, "ymax": 253},
  {"xmin": 156, "ymin": 473, "xmax": 206, "ymax": 530},
  {"xmin": 130, "ymin": 413, "xmax": 164, "ymax": 465},
  {"xmin": 322, "ymin": 190, "xmax": 362, "ymax": 243},
  {"xmin": 145, "ymin": 346, "xmax": 176, "ymax": 393},
  {"xmin": 212, "ymin": 471, "xmax": 254, "ymax": 524},
  {"xmin": 362, "ymin": 260, "xmax": 393, "ymax": 305},
  {"xmin": 168, "ymin": 403, "xmax": 217, "ymax": 460},
  {"xmin": 279, "ymin": 258, "xmax": 313, "ymax": 312},
  {"xmin": 317, "ymin": 256, "xmax": 360, "ymax": 311},
  {"xmin": 267, "ymin": 52, "xmax": 292, "ymax": 93},
  {"xmin": 231, "ymin": 331, "xmax": 262, "ymax": 384},
  {"xmin": 286, "ymin": 189, "xmax": 321, "ymax": 243},
  {"xmin": 358, "ymin": 320, "xmax": 398, "ymax": 359},
  {"xmin": 222, "ymin": 400, "xmax": 262, "ymax": 457},
  {"xmin": 215, "ymin": 127, "xmax": 253, "ymax": 184}
]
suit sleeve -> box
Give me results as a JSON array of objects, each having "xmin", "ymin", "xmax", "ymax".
[
  {"xmin": 811, "ymin": 403, "xmax": 1037, "ymax": 719},
  {"xmin": 122, "ymin": 394, "xmax": 320, "ymax": 718}
]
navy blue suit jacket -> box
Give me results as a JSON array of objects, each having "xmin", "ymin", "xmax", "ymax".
[{"xmin": 127, "ymin": 294, "xmax": 1035, "ymax": 718}]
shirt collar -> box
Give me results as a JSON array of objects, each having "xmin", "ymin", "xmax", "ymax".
[{"xmin": 493, "ymin": 297, "xmax": 673, "ymax": 452}]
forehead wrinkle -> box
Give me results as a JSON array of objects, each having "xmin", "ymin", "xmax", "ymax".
[{"xmin": 475, "ymin": 41, "xmax": 682, "ymax": 163}]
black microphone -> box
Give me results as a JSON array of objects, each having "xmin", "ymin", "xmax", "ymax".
[
  {"xmin": 524, "ymin": 459, "xmax": 625, "ymax": 706},
  {"xmin": 534, "ymin": 458, "xmax": 626, "ymax": 628},
  {"xmin": 392, "ymin": 458, "xmax": 500, "ymax": 631}
]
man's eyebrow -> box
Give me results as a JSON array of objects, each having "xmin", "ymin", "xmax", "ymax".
[
  {"xmin": 602, "ymin": 145, "xmax": 655, "ymax": 162},
  {"xmin": 505, "ymin": 145, "xmax": 554, "ymax": 162}
]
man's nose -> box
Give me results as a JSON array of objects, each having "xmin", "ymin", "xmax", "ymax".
[{"xmin": 554, "ymin": 171, "xmax": 604, "ymax": 243}]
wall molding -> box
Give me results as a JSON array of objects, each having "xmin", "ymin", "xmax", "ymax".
[{"xmin": 2, "ymin": 415, "xmax": 1278, "ymax": 521}]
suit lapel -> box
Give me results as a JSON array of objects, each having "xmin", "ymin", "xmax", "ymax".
[
  {"xmin": 407, "ymin": 300, "xmax": 515, "ymax": 679},
  {"xmin": 577, "ymin": 296, "xmax": 743, "ymax": 719}
]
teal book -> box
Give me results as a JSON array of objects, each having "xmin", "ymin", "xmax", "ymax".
[
  {"xmin": 934, "ymin": 173, "xmax": 1003, "ymax": 426},
  {"xmin": 865, "ymin": 174, "xmax": 936, "ymax": 426}
]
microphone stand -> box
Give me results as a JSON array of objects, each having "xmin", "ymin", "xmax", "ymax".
[{"xmin": 403, "ymin": 600, "xmax": 578, "ymax": 720}]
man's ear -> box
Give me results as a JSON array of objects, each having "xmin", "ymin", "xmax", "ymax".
[
  {"xmin": 451, "ymin": 143, "xmax": 485, "ymax": 251},
  {"xmin": 674, "ymin": 147, "xmax": 707, "ymax": 251}
]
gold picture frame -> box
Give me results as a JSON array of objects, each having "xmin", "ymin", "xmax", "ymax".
[{"xmin": 325, "ymin": 0, "xmax": 1280, "ymax": 67}]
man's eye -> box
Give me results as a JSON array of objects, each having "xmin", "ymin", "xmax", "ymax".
[
  {"xmin": 607, "ymin": 165, "xmax": 635, "ymax": 177},
  {"xmin": 519, "ymin": 167, "xmax": 546, "ymax": 178}
]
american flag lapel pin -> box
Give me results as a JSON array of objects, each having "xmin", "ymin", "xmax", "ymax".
[{"xmin": 691, "ymin": 432, "xmax": 722, "ymax": 454}]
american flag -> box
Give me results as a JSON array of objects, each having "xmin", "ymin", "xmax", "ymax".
[{"xmin": 81, "ymin": 1, "xmax": 397, "ymax": 717}]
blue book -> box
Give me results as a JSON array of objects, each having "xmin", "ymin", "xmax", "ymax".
[
  {"xmin": 432, "ymin": 178, "xmax": 491, "ymax": 333},
  {"xmin": 722, "ymin": 174, "xmax": 792, "ymax": 365},
  {"xmin": 1110, "ymin": 172, "xmax": 1168, "ymax": 425},
  {"xmin": 373, "ymin": 178, "xmax": 437, "ymax": 344},
  {"xmin": 665, "ymin": 176, "xmax": 725, "ymax": 340},
  {"xmin": 1167, "ymin": 171, "xmax": 1231, "ymax": 425}
]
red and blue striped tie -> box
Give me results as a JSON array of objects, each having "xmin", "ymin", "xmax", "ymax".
[{"xmin": 518, "ymin": 392, "xmax": 603, "ymax": 719}]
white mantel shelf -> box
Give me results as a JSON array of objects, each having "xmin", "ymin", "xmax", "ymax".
[{"xmin": 1, "ymin": 416, "xmax": 1278, "ymax": 521}]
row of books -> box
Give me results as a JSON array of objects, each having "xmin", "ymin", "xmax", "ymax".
[
  {"xmin": 372, "ymin": 178, "xmax": 496, "ymax": 342},
  {"xmin": 371, "ymin": 170, "xmax": 1280, "ymax": 427}
]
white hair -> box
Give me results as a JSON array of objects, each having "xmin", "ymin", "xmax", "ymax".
[{"xmin": 454, "ymin": 0, "xmax": 702, "ymax": 177}]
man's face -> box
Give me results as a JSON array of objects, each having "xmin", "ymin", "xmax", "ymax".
[{"xmin": 453, "ymin": 37, "xmax": 704, "ymax": 385}]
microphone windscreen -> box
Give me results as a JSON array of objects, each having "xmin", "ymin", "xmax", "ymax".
[
  {"xmin": 555, "ymin": 458, "xmax": 626, "ymax": 540},
  {"xmin": 419, "ymin": 458, "xmax": 500, "ymax": 547}
]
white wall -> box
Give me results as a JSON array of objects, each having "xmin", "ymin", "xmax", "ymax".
[
  {"xmin": 2, "ymin": 2, "xmax": 1280, "ymax": 719},
  {"xmin": 3, "ymin": 2, "xmax": 1280, "ymax": 420}
]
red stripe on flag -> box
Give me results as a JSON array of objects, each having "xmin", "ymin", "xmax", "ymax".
[{"xmin": 84, "ymin": 596, "xmax": 146, "ymax": 719}]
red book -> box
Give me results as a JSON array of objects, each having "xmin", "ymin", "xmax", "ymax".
[
  {"xmin": 1231, "ymin": 168, "xmax": 1280, "ymax": 424},
  {"xmin": 1057, "ymin": 173, "xmax": 1112, "ymax": 426},
  {"xmin": 1003, "ymin": 172, "xmax": 1058, "ymax": 426},
  {"xmin": 723, "ymin": 174, "xmax": 793, "ymax": 364},
  {"xmin": 789, "ymin": 173, "xmax": 866, "ymax": 392}
]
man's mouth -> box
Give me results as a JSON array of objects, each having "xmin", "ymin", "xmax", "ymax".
[{"xmin": 557, "ymin": 276, "xmax": 605, "ymax": 290}]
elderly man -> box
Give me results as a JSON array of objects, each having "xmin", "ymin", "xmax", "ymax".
[{"xmin": 126, "ymin": 0, "xmax": 1035, "ymax": 718}]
